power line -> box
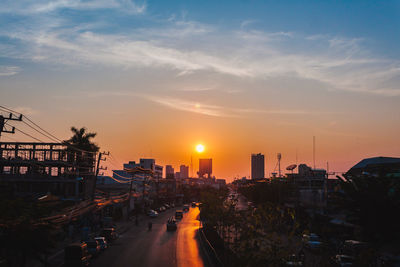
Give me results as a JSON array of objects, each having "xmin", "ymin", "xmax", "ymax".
[
  {"xmin": 23, "ymin": 116, "xmax": 62, "ymax": 142},
  {"xmin": 5, "ymin": 122, "xmax": 44, "ymax": 142},
  {"xmin": 1, "ymin": 105, "xmax": 98, "ymax": 155},
  {"xmin": 21, "ymin": 120, "xmax": 59, "ymax": 142}
]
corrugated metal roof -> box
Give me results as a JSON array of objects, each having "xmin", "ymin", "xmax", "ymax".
[{"xmin": 351, "ymin": 157, "xmax": 400, "ymax": 169}]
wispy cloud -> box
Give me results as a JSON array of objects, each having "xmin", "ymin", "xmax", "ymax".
[
  {"xmin": 0, "ymin": 0, "xmax": 146, "ymax": 15},
  {"xmin": 0, "ymin": 66, "xmax": 21, "ymax": 76},
  {"xmin": 1, "ymin": 4, "xmax": 399, "ymax": 96},
  {"xmin": 143, "ymin": 95, "xmax": 319, "ymax": 117}
]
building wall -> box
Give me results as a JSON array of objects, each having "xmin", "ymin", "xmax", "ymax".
[
  {"xmin": 199, "ymin": 159, "xmax": 212, "ymax": 178},
  {"xmin": 251, "ymin": 153, "xmax": 265, "ymax": 179},
  {"xmin": 180, "ymin": 165, "xmax": 189, "ymax": 179},
  {"xmin": 166, "ymin": 165, "xmax": 174, "ymax": 179}
]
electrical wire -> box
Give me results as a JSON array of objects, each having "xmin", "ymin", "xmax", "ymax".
[
  {"xmin": 5, "ymin": 122, "xmax": 44, "ymax": 142},
  {"xmin": 1, "ymin": 105, "xmax": 98, "ymax": 155},
  {"xmin": 21, "ymin": 120, "xmax": 60, "ymax": 142}
]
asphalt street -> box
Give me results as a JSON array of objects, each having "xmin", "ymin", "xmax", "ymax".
[{"xmin": 92, "ymin": 206, "xmax": 210, "ymax": 267}]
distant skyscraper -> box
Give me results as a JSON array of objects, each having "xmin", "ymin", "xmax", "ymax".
[
  {"xmin": 251, "ymin": 153, "xmax": 265, "ymax": 179},
  {"xmin": 166, "ymin": 165, "xmax": 175, "ymax": 179},
  {"xmin": 180, "ymin": 165, "xmax": 189, "ymax": 179},
  {"xmin": 199, "ymin": 159, "xmax": 212, "ymax": 178}
]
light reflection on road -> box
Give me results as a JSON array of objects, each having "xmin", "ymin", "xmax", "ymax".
[{"xmin": 177, "ymin": 207, "xmax": 205, "ymax": 267}]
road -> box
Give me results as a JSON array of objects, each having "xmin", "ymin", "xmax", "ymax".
[{"xmin": 92, "ymin": 206, "xmax": 210, "ymax": 267}]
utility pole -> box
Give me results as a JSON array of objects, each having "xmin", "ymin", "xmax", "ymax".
[
  {"xmin": 127, "ymin": 173, "xmax": 135, "ymax": 221},
  {"xmin": 92, "ymin": 151, "xmax": 109, "ymax": 201},
  {"xmin": 0, "ymin": 113, "xmax": 22, "ymax": 138}
]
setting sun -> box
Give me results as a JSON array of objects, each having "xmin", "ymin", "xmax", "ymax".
[{"xmin": 196, "ymin": 144, "xmax": 205, "ymax": 153}]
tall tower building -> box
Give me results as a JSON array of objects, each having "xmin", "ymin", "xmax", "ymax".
[
  {"xmin": 179, "ymin": 165, "xmax": 189, "ymax": 179},
  {"xmin": 198, "ymin": 159, "xmax": 212, "ymax": 178},
  {"xmin": 251, "ymin": 153, "xmax": 265, "ymax": 180},
  {"xmin": 166, "ymin": 165, "xmax": 175, "ymax": 179}
]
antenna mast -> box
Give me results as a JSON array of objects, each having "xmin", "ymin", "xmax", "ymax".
[
  {"xmin": 277, "ymin": 153, "xmax": 282, "ymax": 178},
  {"xmin": 313, "ymin": 136, "xmax": 316, "ymax": 169}
]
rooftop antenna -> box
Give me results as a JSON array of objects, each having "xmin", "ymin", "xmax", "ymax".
[
  {"xmin": 296, "ymin": 148, "xmax": 298, "ymax": 165},
  {"xmin": 277, "ymin": 153, "xmax": 282, "ymax": 178},
  {"xmin": 313, "ymin": 136, "xmax": 316, "ymax": 169}
]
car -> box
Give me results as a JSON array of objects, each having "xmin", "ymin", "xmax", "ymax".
[
  {"xmin": 101, "ymin": 228, "xmax": 118, "ymax": 242},
  {"xmin": 157, "ymin": 206, "xmax": 165, "ymax": 213},
  {"xmin": 169, "ymin": 203, "xmax": 175, "ymax": 208},
  {"xmin": 191, "ymin": 202, "xmax": 197, "ymax": 207},
  {"xmin": 166, "ymin": 217, "xmax": 177, "ymax": 231},
  {"xmin": 335, "ymin": 254, "xmax": 354, "ymax": 266},
  {"xmin": 86, "ymin": 240, "xmax": 101, "ymax": 257},
  {"xmin": 64, "ymin": 242, "xmax": 91, "ymax": 267},
  {"xmin": 183, "ymin": 204, "xmax": 189, "ymax": 212},
  {"xmin": 164, "ymin": 204, "xmax": 170, "ymax": 209},
  {"xmin": 94, "ymin": 237, "xmax": 108, "ymax": 251},
  {"xmin": 303, "ymin": 233, "xmax": 322, "ymax": 250},
  {"xmin": 285, "ymin": 254, "xmax": 304, "ymax": 266},
  {"xmin": 148, "ymin": 210, "xmax": 159, "ymax": 218},
  {"xmin": 175, "ymin": 210, "xmax": 183, "ymax": 219},
  {"xmin": 339, "ymin": 240, "xmax": 369, "ymax": 256}
]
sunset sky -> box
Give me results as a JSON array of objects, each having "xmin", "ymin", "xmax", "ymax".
[{"xmin": 1, "ymin": 0, "xmax": 400, "ymax": 181}]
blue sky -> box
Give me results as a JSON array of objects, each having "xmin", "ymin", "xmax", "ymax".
[{"xmin": 1, "ymin": 0, "xmax": 399, "ymax": 178}]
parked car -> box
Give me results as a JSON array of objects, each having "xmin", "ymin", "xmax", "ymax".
[
  {"xmin": 183, "ymin": 204, "xmax": 189, "ymax": 212},
  {"xmin": 64, "ymin": 242, "xmax": 91, "ymax": 267},
  {"xmin": 303, "ymin": 233, "xmax": 322, "ymax": 250},
  {"xmin": 157, "ymin": 206, "xmax": 166, "ymax": 213},
  {"xmin": 339, "ymin": 240, "xmax": 369, "ymax": 256},
  {"xmin": 175, "ymin": 210, "xmax": 183, "ymax": 219},
  {"xmin": 164, "ymin": 204, "xmax": 170, "ymax": 209},
  {"xmin": 148, "ymin": 210, "xmax": 159, "ymax": 218},
  {"xmin": 169, "ymin": 203, "xmax": 175, "ymax": 208},
  {"xmin": 86, "ymin": 240, "xmax": 101, "ymax": 257},
  {"xmin": 94, "ymin": 237, "xmax": 108, "ymax": 251},
  {"xmin": 191, "ymin": 202, "xmax": 197, "ymax": 207},
  {"xmin": 101, "ymin": 228, "xmax": 118, "ymax": 242},
  {"xmin": 285, "ymin": 254, "xmax": 304, "ymax": 266},
  {"xmin": 166, "ymin": 217, "xmax": 177, "ymax": 231},
  {"xmin": 335, "ymin": 254, "xmax": 354, "ymax": 266}
]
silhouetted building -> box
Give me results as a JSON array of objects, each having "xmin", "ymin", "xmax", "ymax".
[
  {"xmin": 346, "ymin": 156, "xmax": 400, "ymax": 177},
  {"xmin": 0, "ymin": 142, "xmax": 97, "ymax": 199},
  {"xmin": 251, "ymin": 153, "xmax": 265, "ymax": 180},
  {"xmin": 180, "ymin": 165, "xmax": 189, "ymax": 179},
  {"xmin": 287, "ymin": 164, "xmax": 327, "ymax": 209},
  {"xmin": 198, "ymin": 159, "xmax": 212, "ymax": 178},
  {"xmin": 122, "ymin": 158, "xmax": 163, "ymax": 179},
  {"xmin": 166, "ymin": 165, "xmax": 174, "ymax": 179}
]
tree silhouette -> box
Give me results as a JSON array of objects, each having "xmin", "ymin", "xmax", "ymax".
[
  {"xmin": 64, "ymin": 127, "xmax": 99, "ymax": 176},
  {"xmin": 65, "ymin": 127, "xmax": 99, "ymax": 152}
]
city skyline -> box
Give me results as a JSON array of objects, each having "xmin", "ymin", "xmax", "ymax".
[{"xmin": 1, "ymin": 0, "xmax": 400, "ymax": 181}]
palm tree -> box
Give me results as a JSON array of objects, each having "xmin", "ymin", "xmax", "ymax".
[
  {"xmin": 64, "ymin": 127, "xmax": 99, "ymax": 176},
  {"xmin": 65, "ymin": 127, "xmax": 99, "ymax": 152}
]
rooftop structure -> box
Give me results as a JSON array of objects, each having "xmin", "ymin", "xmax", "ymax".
[
  {"xmin": 0, "ymin": 142, "xmax": 97, "ymax": 199},
  {"xmin": 346, "ymin": 156, "xmax": 400, "ymax": 177}
]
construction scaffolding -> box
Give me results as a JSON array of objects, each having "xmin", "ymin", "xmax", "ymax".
[{"xmin": 0, "ymin": 142, "xmax": 97, "ymax": 199}]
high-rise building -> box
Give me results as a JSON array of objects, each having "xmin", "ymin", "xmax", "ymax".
[
  {"xmin": 251, "ymin": 153, "xmax": 265, "ymax": 180},
  {"xmin": 166, "ymin": 165, "xmax": 175, "ymax": 179},
  {"xmin": 179, "ymin": 165, "xmax": 189, "ymax": 179},
  {"xmin": 198, "ymin": 158, "xmax": 212, "ymax": 178}
]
